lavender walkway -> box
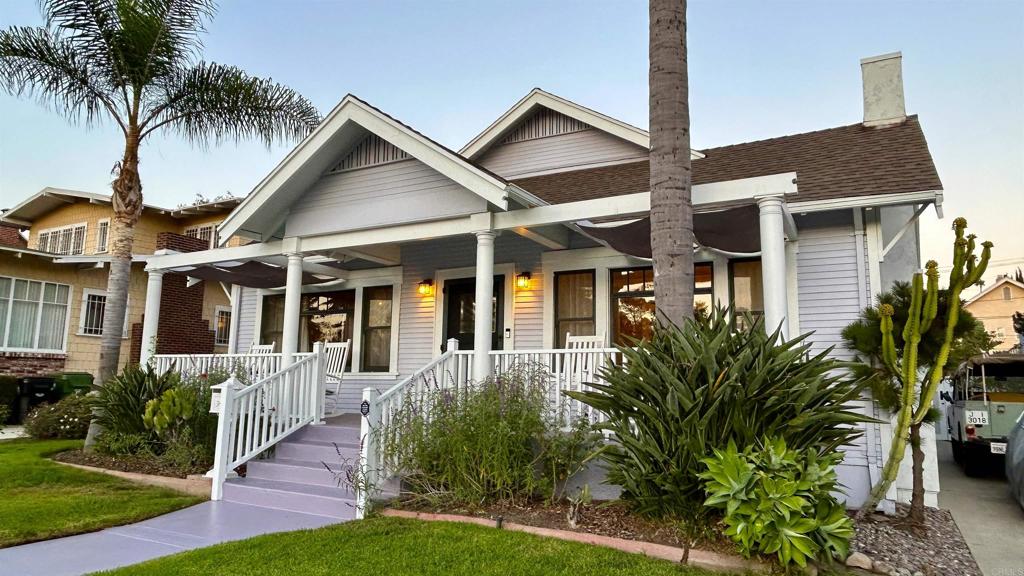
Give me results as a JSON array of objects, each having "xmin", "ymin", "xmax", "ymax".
[{"xmin": 0, "ymin": 500, "xmax": 343, "ymax": 576}]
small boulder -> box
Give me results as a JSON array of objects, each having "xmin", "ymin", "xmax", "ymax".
[
  {"xmin": 846, "ymin": 552, "xmax": 874, "ymax": 570},
  {"xmin": 872, "ymin": 560, "xmax": 896, "ymax": 575}
]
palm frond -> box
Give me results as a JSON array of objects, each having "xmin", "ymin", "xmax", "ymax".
[
  {"xmin": 0, "ymin": 25, "xmax": 124, "ymax": 130},
  {"xmin": 141, "ymin": 61, "xmax": 320, "ymax": 146}
]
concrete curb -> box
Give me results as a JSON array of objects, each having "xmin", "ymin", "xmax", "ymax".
[
  {"xmin": 381, "ymin": 508, "xmax": 768, "ymax": 574},
  {"xmin": 52, "ymin": 460, "xmax": 212, "ymax": 498}
]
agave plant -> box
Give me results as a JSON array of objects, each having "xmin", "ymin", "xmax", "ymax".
[{"xmin": 568, "ymin": 307, "xmax": 870, "ymax": 517}]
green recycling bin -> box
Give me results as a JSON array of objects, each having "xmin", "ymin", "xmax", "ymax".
[{"xmin": 52, "ymin": 372, "xmax": 94, "ymax": 397}]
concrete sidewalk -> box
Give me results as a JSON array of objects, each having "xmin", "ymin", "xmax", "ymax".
[
  {"xmin": 937, "ymin": 440, "xmax": 1024, "ymax": 576},
  {"xmin": 0, "ymin": 500, "xmax": 343, "ymax": 576}
]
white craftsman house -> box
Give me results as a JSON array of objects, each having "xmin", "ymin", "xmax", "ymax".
[{"xmin": 144, "ymin": 53, "xmax": 943, "ymax": 514}]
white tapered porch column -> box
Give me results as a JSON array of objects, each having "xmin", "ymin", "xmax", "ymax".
[
  {"xmin": 757, "ymin": 196, "xmax": 790, "ymax": 340},
  {"xmin": 139, "ymin": 270, "xmax": 164, "ymax": 366},
  {"xmin": 473, "ymin": 231, "xmax": 496, "ymax": 380},
  {"xmin": 281, "ymin": 253, "xmax": 304, "ymax": 367}
]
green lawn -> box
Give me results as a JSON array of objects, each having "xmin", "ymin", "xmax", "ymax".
[
  {"xmin": 0, "ymin": 439, "xmax": 203, "ymax": 547},
  {"xmin": 95, "ymin": 517, "xmax": 731, "ymax": 576}
]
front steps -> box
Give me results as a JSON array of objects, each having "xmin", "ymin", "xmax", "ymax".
[{"xmin": 222, "ymin": 415, "xmax": 362, "ymax": 520}]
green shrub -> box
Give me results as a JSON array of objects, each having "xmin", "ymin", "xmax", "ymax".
[
  {"xmin": 95, "ymin": 431, "xmax": 156, "ymax": 456},
  {"xmin": 93, "ymin": 365, "xmax": 180, "ymax": 436},
  {"xmin": 24, "ymin": 393, "xmax": 93, "ymax": 439},
  {"xmin": 382, "ymin": 364, "xmax": 598, "ymax": 506},
  {"xmin": 567, "ymin": 308, "xmax": 869, "ymax": 517},
  {"xmin": 699, "ymin": 438, "xmax": 854, "ymax": 569}
]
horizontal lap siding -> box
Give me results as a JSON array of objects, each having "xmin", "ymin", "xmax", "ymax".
[
  {"xmin": 477, "ymin": 129, "xmax": 646, "ymax": 178},
  {"xmin": 796, "ymin": 213, "xmax": 862, "ymax": 361},
  {"xmin": 285, "ymin": 159, "xmax": 486, "ymax": 237}
]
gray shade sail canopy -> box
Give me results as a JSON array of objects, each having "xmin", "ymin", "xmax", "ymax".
[
  {"xmin": 577, "ymin": 204, "xmax": 762, "ymax": 258},
  {"xmin": 175, "ymin": 261, "xmax": 335, "ymax": 289}
]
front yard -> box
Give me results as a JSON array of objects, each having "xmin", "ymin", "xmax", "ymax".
[
  {"xmin": 93, "ymin": 516, "xmax": 728, "ymax": 576},
  {"xmin": 0, "ymin": 439, "xmax": 202, "ymax": 547}
]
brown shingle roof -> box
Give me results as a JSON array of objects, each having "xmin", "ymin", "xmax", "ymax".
[{"xmin": 512, "ymin": 116, "xmax": 942, "ymax": 207}]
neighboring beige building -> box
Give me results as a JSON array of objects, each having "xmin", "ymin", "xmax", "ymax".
[
  {"xmin": 0, "ymin": 188, "xmax": 241, "ymax": 378},
  {"xmin": 963, "ymin": 276, "xmax": 1024, "ymax": 352}
]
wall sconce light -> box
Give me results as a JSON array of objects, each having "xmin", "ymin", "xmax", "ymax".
[
  {"xmin": 417, "ymin": 279, "xmax": 434, "ymax": 296},
  {"xmin": 516, "ymin": 272, "xmax": 532, "ymax": 290}
]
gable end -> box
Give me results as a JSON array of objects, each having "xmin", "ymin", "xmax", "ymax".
[
  {"xmin": 500, "ymin": 108, "xmax": 591, "ymax": 144},
  {"xmin": 328, "ymin": 133, "xmax": 411, "ymax": 173}
]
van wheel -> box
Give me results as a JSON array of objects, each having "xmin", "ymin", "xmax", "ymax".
[{"xmin": 951, "ymin": 439, "xmax": 963, "ymax": 464}]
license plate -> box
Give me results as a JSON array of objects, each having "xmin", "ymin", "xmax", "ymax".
[
  {"xmin": 991, "ymin": 442, "xmax": 1007, "ymax": 454},
  {"xmin": 966, "ymin": 410, "xmax": 989, "ymax": 426}
]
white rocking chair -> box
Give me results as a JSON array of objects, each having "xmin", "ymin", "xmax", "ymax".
[
  {"xmin": 562, "ymin": 333, "xmax": 607, "ymax": 422},
  {"xmin": 249, "ymin": 342, "xmax": 275, "ymax": 354},
  {"xmin": 322, "ymin": 340, "xmax": 351, "ymax": 416}
]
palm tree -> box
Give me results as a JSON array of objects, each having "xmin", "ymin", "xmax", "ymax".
[
  {"xmin": 648, "ymin": 0, "xmax": 694, "ymax": 325},
  {"xmin": 0, "ymin": 1, "xmax": 320, "ymax": 391}
]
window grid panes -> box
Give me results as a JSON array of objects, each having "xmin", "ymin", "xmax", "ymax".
[
  {"xmin": 36, "ymin": 223, "xmax": 87, "ymax": 255},
  {"xmin": 554, "ymin": 270, "xmax": 595, "ymax": 347},
  {"xmin": 361, "ymin": 286, "xmax": 393, "ymax": 372},
  {"xmin": 81, "ymin": 293, "xmax": 106, "ymax": 335},
  {"xmin": 215, "ymin": 308, "xmax": 231, "ymax": 345},
  {"xmin": 0, "ymin": 276, "xmax": 70, "ymax": 351},
  {"xmin": 96, "ymin": 220, "xmax": 110, "ymax": 253},
  {"xmin": 184, "ymin": 224, "xmax": 218, "ymax": 248}
]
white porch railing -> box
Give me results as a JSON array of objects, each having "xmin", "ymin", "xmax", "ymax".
[
  {"xmin": 208, "ymin": 344, "xmax": 325, "ymax": 500},
  {"xmin": 153, "ymin": 352, "xmax": 314, "ymax": 383},
  {"xmin": 356, "ymin": 342, "xmax": 622, "ymax": 517}
]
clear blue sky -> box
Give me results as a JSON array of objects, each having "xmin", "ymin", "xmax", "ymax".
[{"xmin": 1, "ymin": 0, "xmax": 1021, "ymax": 277}]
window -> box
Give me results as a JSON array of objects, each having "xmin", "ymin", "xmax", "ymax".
[
  {"xmin": 259, "ymin": 285, "xmax": 397, "ymax": 373},
  {"xmin": 36, "ymin": 223, "xmax": 87, "ymax": 255},
  {"xmin": 184, "ymin": 223, "xmax": 218, "ymax": 248},
  {"xmin": 0, "ymin": 276, "xmax": 70, "ymax": 351},
  {"xmin": 610, "ymin": 264, "xmax": 713, "ymax": 346},
  {"xmin": 96, "ymin": 219, "xmax": 110, "ymax": 253},
  {"xmin": 730, "ymin": 259, "xmax": 764, "ymax": 330},
  {"xmin": 361, "ymin": 286, "xmax": 393, "ymax": 372},
  {"xmin": 79, "ymin": 289, "xmax": 129, "ymax": 337},
  {"xmin": 1003, "ymin": 286, "xmax": 1012, "ymax": 301},
  {"xmin": 215, "ymin": 306, "xmax": 232, "ymax": 346},
  {"xmin": 554, "ymin": 270, "xmax": 595, "ymax": 347}
]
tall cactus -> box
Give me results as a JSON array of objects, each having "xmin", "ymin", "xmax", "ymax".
[{"xmin": 859, "ymin": 217, "xmax": 992, "ymax": 516}]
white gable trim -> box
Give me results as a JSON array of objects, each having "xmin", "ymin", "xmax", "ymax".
[
  {"xmin": 219, "ymin": 95, "xmax": 510, "ymax": 242},
  {"xmin": 460, "ymin": 88, "xmax": 704, "ymax": 160},
  {"xmin": 965, "ymin": 276, "xmax": 1024, "ymax": 306}
]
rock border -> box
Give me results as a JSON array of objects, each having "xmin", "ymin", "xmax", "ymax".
[
  {"xmin": 381, "ymin": 508, "xmax": 768, "ymax": 574},
  {"xmin": 52, "ymin": 459, "xmax": 211, "ymax": 498}
]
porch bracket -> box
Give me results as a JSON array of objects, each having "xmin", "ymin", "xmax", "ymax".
[{"xmin": 881, "ymin": 203, "xmax": 929, "ymax": 259}]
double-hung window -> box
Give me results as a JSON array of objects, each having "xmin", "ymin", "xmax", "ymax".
[
  {"xmin": 214, "ymin": 306, "xmax": 231, "ymax": 346},
  {"xmin": 79, "ymin": 289, "xmax": 129, "ymax": 337},
  {"xmin": 553, "ymin": 270, "xmax": 595, "ymax": 348},
  {"xmin": 36, "ymin": 223, "xmax": 87, "ymax": 255},
  {"xmin": 184, "ymin": 223, "xmax": 218, "ymax": 248},
  {"xmin": 361, "ymin": 286, "xmax": 393, "ymax": 372},
  {"xmin": 0, "ymin": 276, "xmax": 70, "ymax": 352},
  {"xmin": 96, "ymin": 219, "xmax": 110, "ymax": 253},
  {"xmin": 729, "ymin": 259, "xmax": 764, "ymax": 330},
  {"xmin": 610, "ymin": 263, "xmax": 714, "ymax": 345}
]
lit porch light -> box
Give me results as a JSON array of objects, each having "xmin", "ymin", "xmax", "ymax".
[
  {"xmin": 417, "ymin": 279, "xmax": 434, "ymax": 296},
  {"xmin": 516, "ymin": 272, "xmax": 532, "ymax": 290}
]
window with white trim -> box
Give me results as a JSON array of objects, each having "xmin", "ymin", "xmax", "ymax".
[
  {"xmin": 183, "ymin": 223, "xmax": 218, "ymax": 248},
  {"xmin": 79, "ymin": 289, "xmax": 129, "ymax": 337},
  {"xmin": 0, "ymin": 275, "xmax": 71, "ymax": 352},
  {"xmin": 96, "ymin": 219, "xmax": 110, "ymax": 253},
  {"xmin": 214, "ymin": 306, "xmax": 231, "ymax": 346},
  {"xmin": 36, "ymin": 223, "xmax": 87, "ymax": 255}
]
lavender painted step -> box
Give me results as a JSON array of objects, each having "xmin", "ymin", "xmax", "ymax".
[
  {"xmin": 289, "ymin": 421, "xmax": 361, "ymax": 444},
  {"xmin": 274, "ymin": 438, "xmax": 360, "ymax": 462},
  {"xmin": 246, "ymin": 457, "xmax": 342, "ymax": 487},
  {"xmin": 222, "ymin": 477, "xmax": 358, "ymax": 519}
]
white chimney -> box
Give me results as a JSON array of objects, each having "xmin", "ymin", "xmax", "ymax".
[{"xmin": 861, "ymin": 52, "xmax": 907, "ymax": 127}]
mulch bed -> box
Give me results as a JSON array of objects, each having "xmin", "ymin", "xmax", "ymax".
[
  {"xmin": 389, "ymin": 498, "xmax": 737, "ymax": 556},
  {"xmin": 851, "ymin": 505, "xmax": 982, "ymax": 576},
  {"xmin": 52, "ymin": 449, "xmax": 206, "ymax": 479}
]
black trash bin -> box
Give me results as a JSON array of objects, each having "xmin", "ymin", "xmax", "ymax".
[{"xmin": 14, "ymin": 376, "xmax": 60, "ymax": 424}]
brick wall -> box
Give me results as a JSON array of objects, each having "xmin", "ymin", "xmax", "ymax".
[
  {"xmin": 0, "ymin": 352, "xmax": 65, "ymax": 377},
  {"xmin": 0, "ymin": 222, "xmax": 27, "ymax": 248},
  {"xmin": 129, "ymin": 232, "xmax": 217, "ymax": 362}
]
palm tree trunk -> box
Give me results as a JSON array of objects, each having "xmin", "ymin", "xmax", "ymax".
[
  {"xmin": 85, "ymin": 127, "xmax": 143, "ymax": 448},
  {"xmin": 649, "ymin": 0, "xmax": 695, "ymax": 326},
  {"xmin": 908, "ymin": 421, "xmax": 926, "ymax": 524}
]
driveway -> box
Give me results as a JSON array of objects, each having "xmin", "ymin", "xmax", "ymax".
[
  {"xmin": 0, "ymin": 500, "xmax": 342, "ymax": 576},
  {"xmin": 937, "ymin": 440, "xmax": 1024, "ymax": 576}
]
